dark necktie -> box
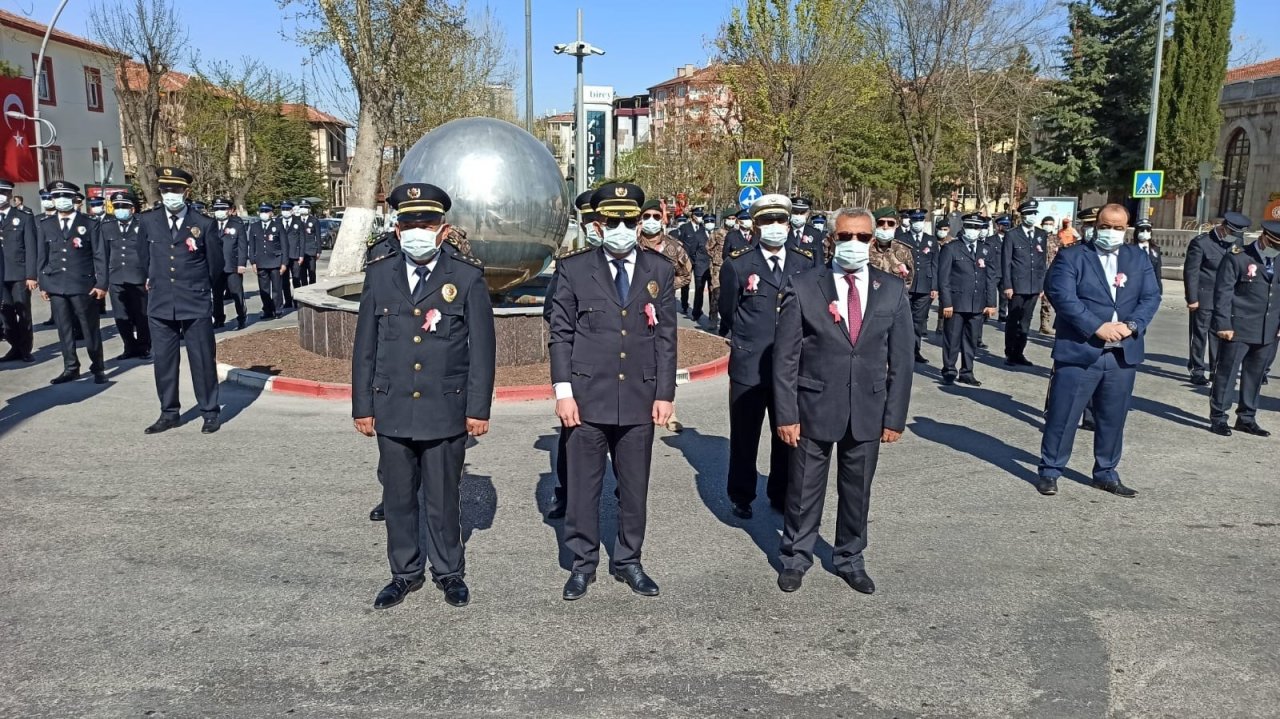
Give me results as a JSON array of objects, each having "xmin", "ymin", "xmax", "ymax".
[
  {"xmin": 612, "ymin": 258, "xmax": 630, "ymax": 303},
  {"xmin": 61, "ymin": 217, "xmax": 70, "ymax": 233},
  {"xmin": 844, "ymin": 274, "xmax": 862, "ymax": 346},
  {"xmin": 170, "ymin": 215, "xmax": 179, "ymax": 241},
  {"xmin": 770, "ymin": 255, "xmax": 782, "ymax": 285},
  {"xmin": 412, "ymin": 265, "xmax": 430, "ymax": 303},
  {"xmin": 219, "ymin": 221, "xmax": 226, "ymax": 234},
  {"xmin": 968, "ymin": 242, "xmax": 976, "ymax": 255},
  {"xmin": 1267, "ymin": 258, "xmax": 1275, "ymax": 280}
]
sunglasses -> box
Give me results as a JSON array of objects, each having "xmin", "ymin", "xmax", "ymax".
[
  {"xmin": 754, "ymin": 216, "xmax": 786, "ymax": 226},
  {"xmin": 640, "ymin": 212, "xmax": 663, "ymax": 220},
  {"xmin": 834, "ymin": 232, "xmax": 874, "ymax": 243},
  {"xmin": 603, "ymin": 218, "xmax": 637, "ymax": 229},
  {"xmin": 876, "ymin": 219, "xmax": 897, "ymax": 228}
]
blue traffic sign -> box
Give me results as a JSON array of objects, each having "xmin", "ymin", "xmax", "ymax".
[
  {"xmin": 1132, "ymin": 170, "xmax": 1164, "ymax": 199},
  {"xmin": 738, "ymin": 159, "xmax": 764, "ymax": 187},
  {"xmin": 738, "ymin": 186, "xmax": 762, "ymax": 209}
]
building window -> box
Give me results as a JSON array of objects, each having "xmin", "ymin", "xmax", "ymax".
[
  {"xmin": 1218, "ymin": 129, "xmax": 1249, "ymax": 217},
  {"xmin": 32, "ymin": 55, "xmax": 55, "ymax": 106},
  {"xmin": 84, "ymin": 67, "xmax": 103, "ymax": 112},
  {"xmin": 41, "ymin": 146, "xmax": 63, "ymax": 180},
  {"xmin": 328, "ymin": 131, "xmax": 346, "ymax": 163}
]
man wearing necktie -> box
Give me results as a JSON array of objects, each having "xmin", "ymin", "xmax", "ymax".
[
  {"xmin": 35, "ymin": 180, "xmax": 109, "ymax": 384},
  {"xmin": 1038, "ymin": 204, "xmax": 1161, "ymax": 498},
  {"xmin": 1184, "ymin": 212, "xmax": 1249, "ymax": 384},
  {"xmin": 100, "ymin": 192, "xmax": 151, "ymax": 360},
  {"xmin": 0, "ymin": 176, "xmax": 39, "ymax": 363},
  {"xmin": 937, "ymin": 212, "xmax": 999, "ymax": 386},
  {"xmin": 209, "ymin": 198, "xmax": 249, "ymax": 330},
  {"xmin": 351, "ymin": 183, "xmax": 495, "ymax": 610},
  {"xmin": 1207, "ymin": 220, "xmax": 1280, "ymax": 437},
  {"xmin": 548, "ymin": 182, "xmax": 677, "ymax": 601},
  {"xmin": 772, "ymin": 207, "xmax": 914, "ymax": 595},
  {"xmin": 247, "ymin": 203, "xmax": 288, "ymax": 319}
]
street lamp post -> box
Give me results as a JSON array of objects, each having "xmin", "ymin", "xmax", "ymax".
[
  {"xmin": 32, "ymin": 0, "xmax": 72, "ymax": 189},
  {"xmin": 1139, "ymin": 0, "xmax": 1168, "ymax": 223},
  {"xmin": 554, "ymin": 9, "xmax": 605, "ymax": 206}
]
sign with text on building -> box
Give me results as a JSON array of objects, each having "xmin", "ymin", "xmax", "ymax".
[
  {"xmin": 738, "ymin": 186, "xmax": 762, "ymax": 210},
  {"xmin": 1132, "ymin": 170, "xmax": 1165, "ymax": 199},
  {"xmin": 738, "ymin": 159, "xmax": 763, "ymax": 187}
]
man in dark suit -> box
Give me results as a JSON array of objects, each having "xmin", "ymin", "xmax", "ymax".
[
  {"xmin": 36, "ymin": 181, "xmax": 109, "ymax": 384},
  {"xmin": 100, "ymin": 192, "xmax": 150, "ymax": 360},
  {"xmin": 138, "ymin": 167, "xmax": 222, "ymax": 435},
  {"xmin": 280, "ymin": 200, "xmax": 304, "ymax": 305},
  {"xmin": 938, "ymin": 213, "xmax": 998, "ymax": 386},
  {"xmin": 786, "ymin": 196, "xmax": 825, "ymax": 262},
  {"xmin": 1184, "ymin": 212, "xmax": 1249, "ymax": 385},
  {"xmin": 718, "ymin": 194, "xmax": 813, "ymax": 519},
  {"xmin": 0, "ymin": 177, "xmax": 39, "ymax": 363},
  {"xmin": 1208, "ymin": 221, "xmax": 1280, "ymax": 437},
  {"xmin": 209, "ymin": 198, "xmax": 248, "ymax": 330},
  {"xmin": 548, "ymin": 182, "xmax": 677, "ymax": 601},
  {"xmin": 352, "ymin": 183, "xmax": 494, "ymax": 610},
  {"xmin": 680, "ymin": 208, "xmax": 713, "ymax": 321},
  {"xmin": 773, "ymin": 206, "xmax": 914, "ymax": 594},
  {"xmin": 1001, "ymin": 200, "xmax": 1049, "ymax": 366},
  {"xmin": 247, "ymin": 202, "xmax": 288, "ymax": 319},
  {"xmin": 1132, "ymin": 218, "xmax": 1162, "ymax": 295},
  {"xmin": 1038, "ymin": 204, "xmax": 1161, "ymax": 497},
  {"xmin": 900, "ymin": 209, "xmax": 939, "ymax": 363},
  {"xmin": 722, "ymin": 209, "xmax": 752, "ymax": 258},
  {"xmin": 297, "ymin": 200, "xmax": 321, "ymax": 285}
]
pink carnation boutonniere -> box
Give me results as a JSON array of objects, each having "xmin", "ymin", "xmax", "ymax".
[
  {"xmin": 746, "ymin": 273, "xmax": 760, "ymax": 293},
  {"xmin": 644, "ymin": 302, "xmax": 658, "ymax": 328},
  {"xmin": 828, "ymin": 301, "xmax": 841, "ymax": 323},
  {"xmin": 72, "ymin": 237, "xmax": 82, "ymax": 249},
  {"xmin": 422, "ymin": 308, "xmax": 441, "ymax": 333},
  {"xmin": 186, "ymin": 237, "xmax": 198, "ymax": 253},
  {"xmin": 977, "ymin": 258, "xmax": 985, "ymax": 268},
  {"xmin": 1114, "ymin": 272, "xmax": 1127, "ymax": 289},
  {"xmin": 923, "ymin": 245, "xmax": 931, "ymax": 254},
  {"xmin": 873, "ymin": 279, "xmax": 882, "ymax": 291},
  {"xmin": 1247, "ymin": 264, "xmax": 1258, "ymax": 278}
]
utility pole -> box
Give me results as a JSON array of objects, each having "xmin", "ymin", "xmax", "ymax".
[
  {"xmin": 554, "ymin": 9, "xmax": 605, "ymax": 207},
  {"xmin": 524, "ymin": 0, "xmax": 533, "ymax": 132},
  {"xmin": 1139, "ymin": 0, "xmax": 1169, "ymax": 223},
  {"xmin": 32, "ymin": 0, "xmax": 71, "ymax": 189}
]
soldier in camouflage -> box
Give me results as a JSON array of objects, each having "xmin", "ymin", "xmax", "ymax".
[
  {"xmin": 704, "ymin": 214, "xmax": 725, "ymax": 326},
  {"xmin": 870, "ymin": 207, "xmax": 915, "ymax": 289},
  {"xmin": 638, "ymin": 200, "xmax": 692, "ymax": 294}
]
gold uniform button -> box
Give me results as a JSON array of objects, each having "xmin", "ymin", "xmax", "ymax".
[
  {"xmin": 412, "ymin": 391, "xmax": 421, "ymax": 399},
  {"xmin": 413, "ymin": 336, "xmax": 422, "ymax": 344},
  {"xmin": 170, "ymin": 268, "xmax": 175, "ymax": 272},
  {"xmin": 621, "ymin": 309, "xmax": 628, "ymax": 317},
  {"xmin": 619, "ymin": 373, "xmax": 625, "ymax": 380},
  {"xmin": 413, "ymin": 363, "xmax": 422, "ymax": 371},
  {"xmin": 620, "ymin": 352, "xmax": 627, "ymax": 359},
  {"xmin": 413, "ymin": 308, "xmax": 422, "ymax": 316}
]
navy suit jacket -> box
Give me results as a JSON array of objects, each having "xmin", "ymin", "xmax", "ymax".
[
  {"xmin": 719, "ymin": 245, "xmax": 812, "ymax": 386},
  {"xmin": 938, "ymin": 238, "xmax": 998, "ymax": 313},
  {"xmin": 101, "ymin": 217, "xmax": 148, "ymax": 286},
  {"xmin": 1044, "ymin": 243, "xmax": 1161, "ymax": 367},
  {"xmin": 773, "ymin": 265, "xmax": 914, "ymax": 443},
  {"xmin": 36, "ymin": 212, "xmax": 108, "ymax": 295},
  {"xmin": 0, "ymin": 206, "xmax": 38, "ymax": 282},
  {"xmin": 137, "ymin": 208, "xmax": 219, "ymax": 321},
  {"xmin": 247, "ymin": 218, "xmax": 287, "ymax": 267},
  {"xmin": 209, "ymin": 217, "xmax": 249, "ymax": 273}
]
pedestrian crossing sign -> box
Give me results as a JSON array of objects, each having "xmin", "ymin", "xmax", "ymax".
[
  {"xmin": 738, "ymin": 186, "xmax": 762, "ymax": 210},
  {"xmin": 1132, "ymin": 170, "xmax": 1164, "ymax": 199},
  {"xmin": 738, "ymin": 159, "xmax": 764, "ymax": 187}
]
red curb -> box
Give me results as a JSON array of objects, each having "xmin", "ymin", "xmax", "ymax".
[
  {"xmin": 685, "ymin": 355, "xmax": 730, "ymax": 382},
  {"xmin": 271, "ymin": 375, "xmax": 353, "ymax": 400}
]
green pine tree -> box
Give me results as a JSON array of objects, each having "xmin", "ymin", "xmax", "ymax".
[
  {"xmin": 247, "ymin": 105, "xmax": 327, "ymax": 209},
  {"xmin": 1093, "ymin": 0, "xmax": 1162, "ymax": 192},
  {"xmin": 1155, "ymin": 0, "xmax": 1233, "ymax": 193}
]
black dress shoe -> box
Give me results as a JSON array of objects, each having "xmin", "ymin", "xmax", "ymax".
[
  {"xmin": 138, "ymin": 351, "xmax": 152, "ymax": 361},
  {"xmin": 259, "ymin": 313, "xmax": 272, "ymax": 321},
  {"xmin": 1014, "ymin": 357, "xmax": 1034, "ymax": 367},
  {"xmin": 914, "ymin": 353, "xmax": 929, "ymax": 364},
  {"xmin": 212, "ymin": 320, "xmax": 226, "ymax": 329},
  {"xmin": 0, "ymin": 350, "xmax": 22, "ymax": 362},
  {"xmin": 730, "ymin": 501, "xmax": 753, "ymax": 519},
  {"xmin": 941, "ymin": 375, "xmax": 956, "ymax": 386},
  {"xmin": 19, "ymin": 353, "xmax": 34, "ymax": 363},
  {"xmin": 957, "ymin": 375, "xmax": 982, "ymax": 387},
  {"xmin": 1234, "ymin": 420, "xmax": 1271, "ymax": 437},
  {"xmin": 614, "ymin": 565, "xmax": 660, "ymax": 596},
  {"xmin": 1190, "ymin": 375, "xmax": 1210, "ymax": 386},
  {"xmin": 562, "ymin": 572, "xmax": 595, "ymax": 601},
  {"xmin": 201, "ymin": 416, "xmax": 221, "ymax": 434},
  {"xmin": 1080, "ymin": 418, "xmax": 1096, "ymax": 432},
  {"xmin": 777, "ymin": 569, "xmax": 803, "ymax": 593},
  {"xmin": 113, "ymin": 351, "xmax": 135, "ymax": 361},
  {"xmin": 369, "ymin": 502, "xmax": 385, "ymax": 521},
  {"xmin": 977, "ymin": 341, "xmax": 989, "ymax": 350},
  {"xmin": 838, "ymin": 569, "xmax": 876, "ymax": 594},
  {"xmin": 1209, "ymin": 422, "xmax": 1232, "ymax": 437},
  {"xmin": 144, "ymin": 417, "xmax": 179, "ymax": 434},
  {"xmin": 49, "ymin": 370, "xmax": 79, "ymax": 385},
  {"xmin": 374, "ymin": 576, "xmax": 424, "ymax": 609},
  {"xmin": 1035, "ymin": 477, "xmax": 1058, "ymax": 496},
  {"xmin": 1096, "ymin": 481, "xmax": 1138, "ymax": 498},
  {"xmin": 93, "ymin": 371, "xmax": 107, "ymax": 385},
  {"xmin": 435, "ymin": 576, "xmax": 470, "ymax": 607},
  {"xmin": 546, "ymin": 499, "xmax": 566, "ymax": 520},
  {"xmin": 236, "ymin": 318, "xmax": 247, "ymax": 330}
]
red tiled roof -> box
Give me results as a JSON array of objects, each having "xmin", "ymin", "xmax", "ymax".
[
  {"xmin": 118, "ymin": 62, "xmax": 191, "ymax": 92},
  {"xmin": 544, "ymin": 112, "xmax": 574, "ymax": 123},
  {"xmin": 648, "ymin": 65, "xmax": 724, "ymax": 92},
  {"xmin": 281, "ymin": 103, "xmax": 351, "ymax": 127},
  {"xmin": 0, "ymin": 8, "xmax": 119, "ymax": 57},
  {"xmin": 1225, "ymin": 57, "xmax": 1280, "ymax": 84}
]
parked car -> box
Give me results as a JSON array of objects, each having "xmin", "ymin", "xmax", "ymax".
[{"xmin": 320, "ymin": 218, "xmax": 342, "ymax": 249}]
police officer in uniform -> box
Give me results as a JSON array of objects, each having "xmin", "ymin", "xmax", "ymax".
[
  {"xmin": 0, "ymin": 177, "xmax": 38, "ymax": 363},
  {"xmin": 298, "ymin": 200, "xmax": 321, "ymax": 285},
  {"xmin": 900, "ymin": 209, "xmax": 939, "ymax": 363},
  {"xmin": 101, "ymin": 192, "xmax": 151, "ymax": 360},
  {"xmin": 280, "ymin": 200, "xmax": 303, "ymax": 305},
  {"xmin": 1185, "ymin": 213, "xmax": 1249, "ymax": 385},
  {"xmin": 1001, "ymin": 200, "xmax": 1048, "ymax": 366},
  {"xmin": 138, "ymin": 167, "xmax": 221, "ymax": 434},
  {"xmin": 1208, "ymin": 221, "xmax": 1280, "ymax": 437},
  {"xmin": 786, "ymin": 196, "xmax": 825, "ymax": 262},
  {"xmin": 719, "ymin": 194, "xmax": 812, "ymax": 518},
  {"xmin": 722, "ymin": 210, "xmax": 752, "ymax": 258},
  {"xmin": 680, "ymin": 207, "xmax": 713, "ymax": 322},
  {"xmin": 938, "ymin": 212, "xmax": 998, "ymax": 386},
  {"xmin": 248, "ymin": 202, "xmax": 288, "ymax": 319},
  {"xmin": 548, "ymin": 182, "xmax": 677, "ymax": 601},
  {"xmin": 1132, "ymin": 218, "xmax": 1162, "ymax": 295},
  {"xmin": 352, "ymin": 182, "xmax": 495, "ymax": 609},
  {"xmin": 209, "ymin": 198, "xmax": 248, "ymax": 330},
  {"xmin": 37, "ymin": 180, "xmax": 108, "ymax": 384},
  {"xmin": 868, "ymin": 207, "xmax": 915, "ymax": 287}
]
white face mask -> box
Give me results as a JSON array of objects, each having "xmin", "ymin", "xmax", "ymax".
[
  {"xmin": 790, "ymin": 213, "xmax": 807, "ymax": 228},
  {"xmin": 90, "ymin": 206, "xmax": 104, "ymax": 215},
  {"xmin": 602, "ymin": 222, "xmax": 638, "ymax": 254},
  {"xmin": 1041, "ymin": 224, "xmax": 1054, "ymax": 233},
  {"xmin": 833, "ymin": 240, "xmax": 870, "ymax": 271},
  {"xmin": 162, "ymin": 192, "xmax": 186, "ymax": 211},
  {"xmin": 725, "ymin": 220, "xmax": 737, "ymax": 230},
  {"xmin": 399, "ymin": 227, "xmax": 440, "ymax": 261},
  {"xmin": 937, "ymin": 229, "xmax": 949, "ymax": 239},
  {"xmin": 259, "ymin": 213, "xmax": 272, "ymax": 222},
  {"xmin": 281, "ymin": 210, "xmax": 293, "ymax": 219},
  {"xmin": 298, "ymin": 207, "xmax": 310, "ymax": 216},
  {"xmin": 114, "ymin": 208, "xmax": 133, "ymax": 221},
  {"xmin": 53, "ymin": 197, "xmax": 74, "ymax": 212},
  {"xmin": 582, "ymin": 223, "xmax": 603, "ymax": 247},
  {"xmin": 41, "ymin": 199, "xmax": 54, "ymax": 210},
  {"xmin": 741, "ymin": 219, "xmax": 753, "ymax": 230},
  {"xmin": 963, "ymin": 228, "xmax": 981, "ymax": 241},
  {"xmin": 640, "ymin": 218, "xmax": 663, "ymax": 236},
  {"xmin": 704, "ymin": 222, "xmax": 715, "ymax": 231},
  {"xmin": 214, "ymin": 210, "xmax": 228, "ymax": 220},
  {"xmin": 1094, "ymin": 228, "xmax": 1125, "ymax": 250},
  {"xmin": 1136, "ymin": 230, "xmax": 1151, "ymax": 242},
  {"xmin": 0, "ymin": 193, "xmax": 12, "ymax": 206},
  {"xmin": 1022, "ymin": 215, "xmax": 1036, "ymax": 226},
  {"xmin": 979, "ymin": 229, "xmax": 990, "ymax": 239},
  {"xmin": 910, "ymin": 221, "xmax": 924, "ymax": 234},
  {"xmin": 874, "ymin": 227, "xmax": 895, "ymax": 244},
  {"xmin": 759, "ymin": 223, "xmax": 788, "ymax": 247}
]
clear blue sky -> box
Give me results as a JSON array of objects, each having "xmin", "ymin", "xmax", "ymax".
[{"xmin": 27, "ymin": 0, "xmax": 1280, "ymax": 123}]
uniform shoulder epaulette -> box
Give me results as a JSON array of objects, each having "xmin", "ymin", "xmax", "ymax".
[
  {"xmin": 1231, "ymin": 245, "xmax": 1243, "ymax": 254},
  {"xmin": 557, "ymin": 245, "xmax": 596, "ymax": 260},
  {"xmin": 789, "ymin": 246, "xmax": 813, "ymax": 259},
  {"xmin": 365, "ymin": 247, "xmax": 399, "ymax": 266},
  {"xmin": 730, "ymin": 246, "xmax": 753, "ymax": 259},
  {"xmin": 453, "ymin": 252, "xmax": 484, "ymax": 270}
]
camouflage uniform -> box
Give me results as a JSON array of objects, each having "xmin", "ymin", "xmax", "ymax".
[
  {"xmin": 707, "ymin": 229, "xmax": 726, "ymax": 321},
  {"xmin": 869, "ymin": 239, "xmax": 915, "ymax": 289},
  {"xmin": 1039, "ymin": 231, "xmax": 1074, "ymax": 333},
  {"xmin": 640, "ymin": 233, "xmax": 693, "ymax": 290}
]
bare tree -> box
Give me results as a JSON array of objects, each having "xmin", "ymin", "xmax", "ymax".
[{"xmin": 90, "ymin": 0, "xmax": 186, "ymax": 204}]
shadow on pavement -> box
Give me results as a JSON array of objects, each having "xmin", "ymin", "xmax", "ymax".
[
  {"xmin": 534, "ymin": 431, "xmax": 574, "ymax": 572},
  {"xmin": 0, "ymin": 364, "xmax": 127, "ymax": 439},
  {"xmin": 460, "ymin": 468, "xmax": 496, "ymax": 544},
  {"xmin": 907, "ymin": 415, "xmax": 1093, "ymax": 490}
]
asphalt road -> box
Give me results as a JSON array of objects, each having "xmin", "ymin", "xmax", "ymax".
[{"xmin": 2, "ymin": 276, "xmax": 1279, "ymax": 718}]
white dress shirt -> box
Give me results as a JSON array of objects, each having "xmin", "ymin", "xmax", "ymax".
[
  {"xmin": 404, "ymin": 254, "xmax": 439, "ymax": 292},
  {"xmin": 760, "ymin": 244, "xmax": 786, "ymax": 274},
  {"xmin": 831, "ymin": 262, "xmax": 868, "ymax": 324},
  {"xmin": 554, "ymin": 248, "xmax": 638, "ymax": 400},
  {"xmin": 1098, "ymin": 249, "xmax": 1121, "ymax": 346}
]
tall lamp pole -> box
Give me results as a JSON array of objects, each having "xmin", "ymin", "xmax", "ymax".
[
  {"xmin": 554, "ymin": 9, "xmax": 605, "ymax": 204},
  {"xmin": 31, "ymin": 0, "xmax": 71, "ymax": 190},
  {"xmin": 1139, "ymin": 0, "xmax": 1168, "ymax": 223},
  {"xmin": 524, "ymin": 0, "xmax": 534, "ymax": 132}
]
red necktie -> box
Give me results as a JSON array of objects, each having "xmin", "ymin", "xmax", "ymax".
[{"xmin": 845, "ymin": 273, "xmax": 862, "ymax": 346}]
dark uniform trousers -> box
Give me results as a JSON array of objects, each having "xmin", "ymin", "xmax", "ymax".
[
  {"xmin": 282, "ymin": 268, "xmax": 295, "ymax": 306},
  {"xmin": 943, "ymin": 312, "xmax": 983, "ymax": 378},
  {"xmin": 150, "ymin": 316, "xmax": 219, "ymax": 419},
  {"xmin": 1188, "ymin": 308, "xmax": 1219, "ymax": 379},
  {"xmin": 2, "ymin": 281, "xmax": 33, "ymax": 356},
  {"xmin": 909, "ymin": 293, "xmax": 932, "ymax": 352},
  {"xmin": 212, "ymin": 270, "xmax": 247, "ymax": 324},
  {"xmin": 50, "ymin": 293, "xmax": 104, "ymax": 373},
  {"xmin": 727, "ymin": 382, "xmax": 790, "ymax": 507},
  {"xmin": 1211, "ymin": 340, "xmax": 1277, "ymax": 424},
  {"xmin": 257, "ymin": 267, "xmax": 284, "ymax": 316},
  {"xmin": 110, "ymin": 282, "xmax": 150, "ymax": 355},
  {"xmin": 290, "ymin": 258, "xmax": 309, "ymax": 289},
  {"xmin": 780, "ymin": 431, "xmax": 879, "ymax": 574},
  {"xmin": 564, "ymin": 421, "xmax": 654, "ymax": 574},
  {"xmin": 1004, "ymin": 293, "xmax": 1039, "ymax": 359},
  {"xmin": 379, "ymin": 432, "xmax": 467, "ymax": 581},
  {"xmin": 303, "ymin": 255, "xmax": 318, "ymax": 285}
]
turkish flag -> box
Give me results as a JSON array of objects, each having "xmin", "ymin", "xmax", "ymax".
[{"xmin": 0, "ymin": 77, "xmax": 38, "ymax": 182}]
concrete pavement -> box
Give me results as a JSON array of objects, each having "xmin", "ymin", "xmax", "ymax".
[{"xmin": 2, "ymin": 279, "xmax": 1279, "ymax": 718}]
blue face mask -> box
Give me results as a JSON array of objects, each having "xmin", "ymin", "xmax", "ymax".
[{"xmin": 114, "ymin": 208, "xmax": 133, "ymax": 221}]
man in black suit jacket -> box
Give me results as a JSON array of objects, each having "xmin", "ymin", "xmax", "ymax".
[
  {"xmin": 900, "ymin": 208, "xmax": 939, "ymax": 363},
  {"xmin": 786, "ymin": 196, "xmax": 826, "ymax": 263},
  {"xmin": 680, "ymin": 209, "xmax": 713, "ymax": 321},
  {"xmin": 1183, "ymin": 212, "xmax": 1248, "ymax": 384},
  {"xmin": 1133, "ymin": 218, "xmax": 1163, "ymax": 295},
  {"xmin": 722, "ymin": 210, "xmax": 753, "ymax": 258},
  {"xmin": 208, "ymin": 198, "xmax": 248, "ymax": 329},
  {"xmin": 938, "ymin": 213, "xmax": 999, "ymax": 385},
  {"xmin": 773, "ymin": 207, "xmax": 914, "ymax": 595},
  {"xmin": 138, "ymin": 167, "xmax": 222, "ymax": 435},
  {"xmin": 100, "ymin": 192, "xmax": 150, "ymax": 360},
  {"xmin": 247, "ymin": 203, "xmax": 288, "ymax": 319},
  {"xmin": 36, "ymin": 180, "xmax": 109, "ymax": 384},
  {"xmin": 1001, "ymin": 200, "xmax": 1049, "ymax": 366},
  {"xmin": 548, "ymin": 182, "xmax": 677, "ymax": 601},
  {"xmin": 0, "ymin": 177, "xmax": 39, "ymax": 362}
]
